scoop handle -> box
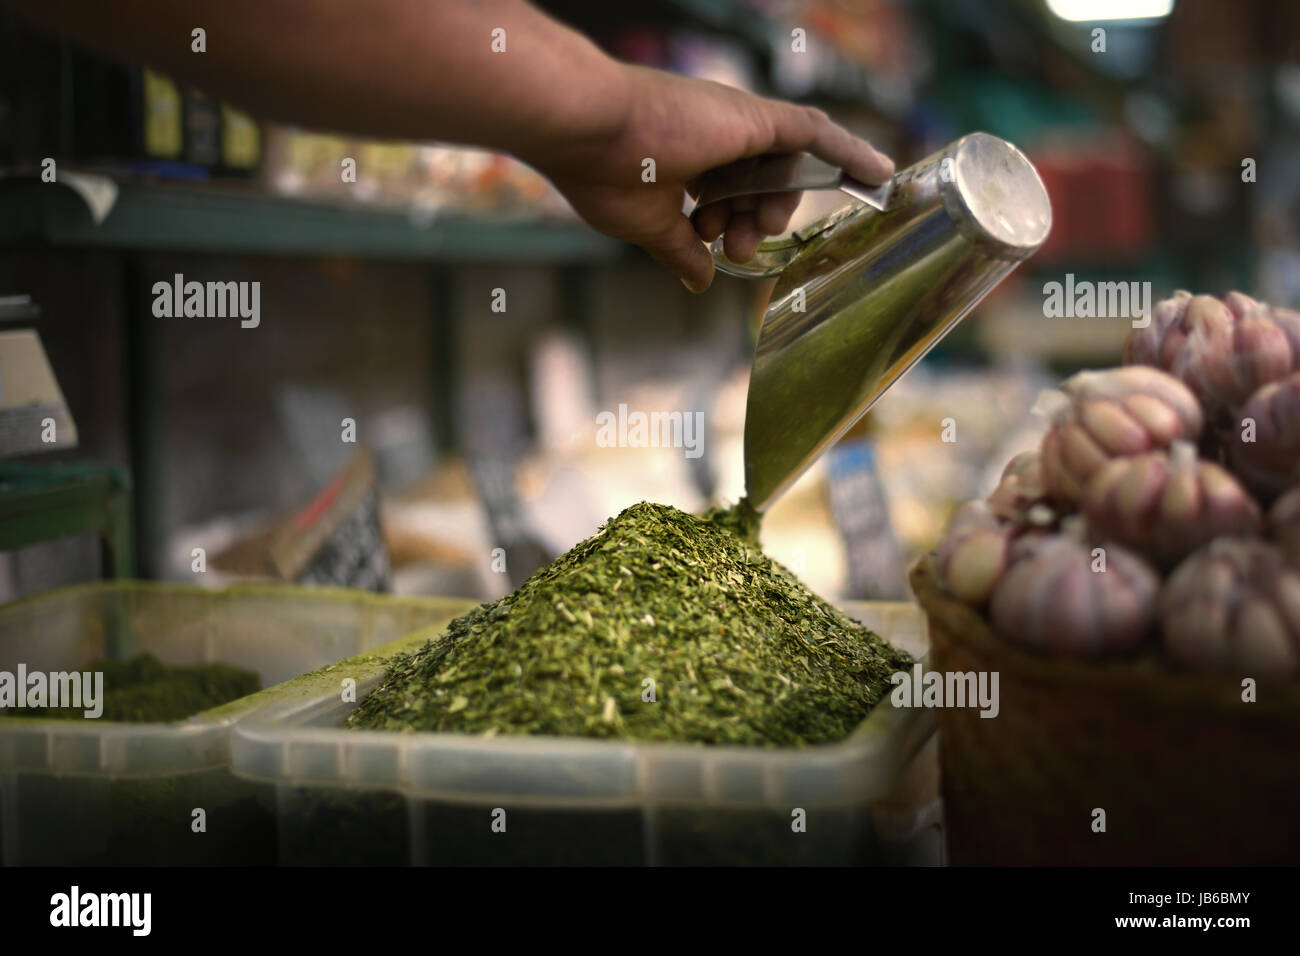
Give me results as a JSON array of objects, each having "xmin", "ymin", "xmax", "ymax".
[
  {"xmin": 692, "ymin": 153, "xmax": 891, "ymax": 210},
  {"xmin": 692, "ymin": 154, "xmax": 891, "ymax": 278}
]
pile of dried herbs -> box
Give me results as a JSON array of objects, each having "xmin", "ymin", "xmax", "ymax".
[
  {"xmin": 0, "ymin": 653, "xmax": 260, "ymax": 723},
  {"xmin": 348, "ymin": 500, "xmax": 911, "ymax": 746}
]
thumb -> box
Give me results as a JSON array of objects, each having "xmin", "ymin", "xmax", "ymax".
[{"xmin": 642, "ymin": 214, "xmax": 716, "ymax": 293}]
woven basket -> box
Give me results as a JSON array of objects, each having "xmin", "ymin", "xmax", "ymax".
[{"xmin": 910, "ymin": 555, "xmax": 1300, "ymax": 866}]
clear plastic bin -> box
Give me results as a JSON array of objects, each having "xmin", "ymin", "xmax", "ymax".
[
  {"xmin": 232, "ymin": 601, "xmax": 940, "ymax": 866},
  {"xmin": 0, "ymin": 582, "xmax": 475, "ymax": 865}
]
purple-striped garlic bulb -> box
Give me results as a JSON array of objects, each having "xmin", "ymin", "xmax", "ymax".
[
  {"xmin": 1226, "ymin": 373, "xmax": 1300, "ymax": 500},
  {"xmin": 1124, "ymin": 291, "xmax": 1258, "ymax": 370},
  {"xmin": 1127, "ymin": 291, "xmax": 1300, "ymax": 424},
  {"xmin": 1080, "ymin": 441, "xmax": 1262, "ymax": 569},
  {"xmin": 988, "ymin": 525, "xmax": 1159, "ymax": 657},
  {"xmin": 1174, "ymin": 299, "xmax": 1293, "ymax": 416},
  {"xmin": 1161, "ymin": 538, "xmax": 1300, "ymax": 677},
  {"xmin": 936, "ymin": 501, "xmax": 1016, "ymax": 606},
  {"xmin": 1038, "ymin": 366, "xmax": 1204, "ymax": 504}
]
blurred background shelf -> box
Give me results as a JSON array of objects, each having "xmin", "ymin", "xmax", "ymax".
[{"xmin": 0, "ymin": 177, "xmax": 624, "ymax": 263}]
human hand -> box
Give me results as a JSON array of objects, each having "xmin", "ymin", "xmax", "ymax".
[{"xmin": 526, "ymin": 64, "xmax": 894, "ymax": 293}]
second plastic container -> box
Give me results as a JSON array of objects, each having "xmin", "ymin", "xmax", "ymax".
[{"xmin": 0, "ymin": 582, "xmax": 474, "ymax": 865}]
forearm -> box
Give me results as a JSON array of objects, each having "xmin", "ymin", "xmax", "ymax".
[
  {"xmin": 3, "ymin": 0, "xmax": 630, "ymax": 162},
  {"xmin": 5, "ymin": 0, "xmax": 895, "ymax": 289}
]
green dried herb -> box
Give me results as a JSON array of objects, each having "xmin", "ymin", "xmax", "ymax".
[
  {"xmin": 348, "ymin": 500, "xmax": 911, "ymax": 746},
  {"xmin": 0, "ymin": 652, "xmax": 260, "ymax": 723}
]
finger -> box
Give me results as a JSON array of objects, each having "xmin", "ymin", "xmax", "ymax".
[
  {"xmin": 729, "ymin": 193, "xmax": 757, "ymax": 213},
  {"xmin": 764, "ymin": 101, "xmax": 894, "ymax": 185},
  {"xmin": 692, "ymin": 200, "xmax": 729, "ymax": 243},
  {"xmin": 643, "ymin": 214, "xmax": 716, "ymax": 293},
  {"xmin": 755, "ymin": 191, "xmax": 802, "ymax": 236},
  {"xmin": 722, "ymin": 210, "xmax": 763, "ymax": 263}
]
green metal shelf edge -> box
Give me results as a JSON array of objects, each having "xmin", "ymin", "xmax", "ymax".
[
  {"xmin": 0, "ymin": 178, "xmax": 625, "ymax": 263},
  {"xmin": 0, "ymin": 460, "xmax": 134, "ymax": 579}
]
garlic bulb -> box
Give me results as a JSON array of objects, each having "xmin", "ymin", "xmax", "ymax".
[
  {"xmin": 936, "ymin": 501, "xmax": 1015, "ymax": 606},
  {"xmin": 1175, "ymin": 299, "xmax": 1292, "ymax": 415},
  {"xmin": 1038, "ymin": 366, "xmax": 1203, "ymax": 503},
  {"xmin": 1226, "ymin": 373, "xmax": 1300, "ymax": 500},
  {"xmin": 1081, "ymin": 441, "xmax": 1262, "ymax": 568},
  {"xmin": 1127, "ymin": 291, "xmax": 1300, "ymax": 422},
  {"xmin": 1161, "ymin": 538, "xmax": 1300, "ymax": 677},
  {"xmin": 988, "ymin": 530, "xmax": 1158, "ymax": 657}
]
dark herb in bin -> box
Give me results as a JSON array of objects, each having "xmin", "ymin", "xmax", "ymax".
[{"xmin": 0, "ymin": 652, "xmax": 260, "ymax": 723}]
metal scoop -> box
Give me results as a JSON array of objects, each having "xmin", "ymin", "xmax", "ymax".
[{"xmin": 693, "ymin": 132, "xmax": 1052, "ymax": 512}]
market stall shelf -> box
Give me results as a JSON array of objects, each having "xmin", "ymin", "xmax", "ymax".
[{"xmin": 0, "ymin": 177, "xmax": 622, "ymax": 263}]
